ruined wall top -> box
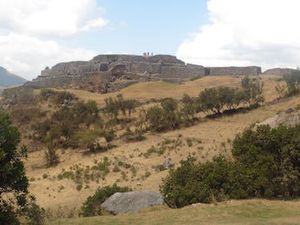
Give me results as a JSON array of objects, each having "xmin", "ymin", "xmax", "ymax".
[{"xmin": 91, "ymin": 54, "xmax": 185, "ymax": 65}]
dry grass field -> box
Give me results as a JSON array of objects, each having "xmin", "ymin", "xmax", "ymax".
[
  {"xmin": 48, "ymin": 200, "xmax": 300, "ymax": 225},
  {"xmin": 21, "ymin": 75, "xmax": 300, "ymax": 223}
]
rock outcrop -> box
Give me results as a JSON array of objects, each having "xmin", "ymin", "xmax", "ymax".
[
  {"xmin": 262, "ymin": 68, "xmax": 297, "ymax": 76},
  {"xmin": 258, "ymin": 109, "xmax": 300, "ymax": 128},
  {"xmin": 101, "ymin": 191, "xmax": 164, "ymax": 214}
]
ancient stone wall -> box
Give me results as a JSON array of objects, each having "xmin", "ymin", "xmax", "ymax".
[
  {"xmin": 160, "ymin": 64, "xmax": 205, "ymax": 79},
  {"xmin": 30, "ymin": 54, "xmax": 264, "ymax": 93},
  {"xmin": 207, "ymin": 66, "xmax": 261, "ymax": 76}
]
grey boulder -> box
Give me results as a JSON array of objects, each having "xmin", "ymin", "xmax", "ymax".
[{"xmin": 101, "ymin": 191, "xmax": 164, "ymax": 214}]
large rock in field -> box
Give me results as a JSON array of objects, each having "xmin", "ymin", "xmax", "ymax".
[
  {"xmin": 101, "ymin": 191, "xmax": 164, "ymax": 214},
  {"xmin": 258, "ymin": 109, "xmax": 300, "ymax": 128}
]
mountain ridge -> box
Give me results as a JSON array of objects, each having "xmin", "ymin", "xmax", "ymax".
[{"xmin": 0, "ymin": 66, "xmax": 27, "ymax": 87}]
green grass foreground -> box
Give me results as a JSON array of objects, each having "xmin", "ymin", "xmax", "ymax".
[{"xmin": 47, "ymin": 199, "xmax": 300, "ymax": 225}]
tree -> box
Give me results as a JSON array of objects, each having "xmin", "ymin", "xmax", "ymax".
[
  {"xmin": 283, "ymin": 71, "xmax": 300, "ymax": 96},
  {"xmin": 241, "ymin": 76, "xmax": 264, "ymax": 106},
  {"xmin": 0, "ymin": 111, "xmax": 29, "ymax": 224},
  {"xmin": 198, "ymin": 87, "xmax": 239, "ymax": 114},
  {"xmin": 181, "ymin": 94, "xmax": 197, "ymax": 123}
]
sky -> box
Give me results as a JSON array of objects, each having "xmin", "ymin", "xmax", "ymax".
[{"xmin": 0, "ymin": 0, "xmax": 299, "ymax": 80}]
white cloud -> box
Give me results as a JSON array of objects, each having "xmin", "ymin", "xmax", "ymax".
[
  {"xmin": 0, "ymin": 0, "xmax": 108, "ymax": 80},
  {"xmin": 0, "ymin": 33, "xmax": 97, "ymax": 80},
  {"xmin": 177, "ymin": 0, "xmax": 300, "ymax": 70},
  {"xmin": 0, "ymin": 0, "xmax": 108, "ymax": 37}
]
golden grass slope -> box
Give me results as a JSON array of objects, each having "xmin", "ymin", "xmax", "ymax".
[
  {"xmin": 48, "ymin": 200, "xmax": 300, "ymax": 225},
  {"xmin": 24, "ymin": 75, "xmax": 300, "ymax": 216}
]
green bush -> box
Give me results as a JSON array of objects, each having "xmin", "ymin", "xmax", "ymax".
[
  {"xmin": 104, "ymin": 94, "xmax": 138, "ymax": 120},
  {"xmin": 146, "ymin": 98, "xmax": 181, "ymax": 132},
  {"xmin": 198, "ymin": 87, "xmax": 238, "ymax": 114},
  {"xmin": 33, "ymin": 100, "xmax": 101, "ymax": 149},
  {"xmin": 23, "ymin": 198, "xmax": 45, "ymax": 225},
  {"xmin": 240, "ymin": 76, "xmax": 264, "ymax": 105},
  {"xmin": 232, "ymin": 125, "xmax": 300, "ymax": 198},
  {"xmin": 80, "ymin": 184, "xmax": 131, "ymax": 217},
  {"xmin": 160, "ymin": 156, "xmax": 248, "ymax": 208},
  {"xmin": 161, "ymin": 125, "xmax": 300, "ymax": 208},
  {"xmin": 283, "ymin": 70, "xmax": 300, "ymax": 96},
  {"xmin": 198, "ymin": 80, "xmax": 263, "ymax": 115}
]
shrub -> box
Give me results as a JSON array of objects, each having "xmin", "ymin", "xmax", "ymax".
[
  {"xmin": 123, "ymin": 127, "xmax": 145, "ymax": 142},
  {"xmin": 180, "ymin": 94, "xmax": 198, "ymax": 123},
  {"xmin": 161, "ymin": 125, "xmax": 300, "ymax": 208},
  {"xmin": 23, "ymin": 198, "xmax": 45, "ymax": 225},
  {"xmin": 240, "ymin": 76, "xmax": 264, "ymax": 105},
  {"xmin": 283, "ymin": 70, "xmax": 300, "ymax": 96},
  {"xmin": 33, "ymin": 100, "xmax": 101, "ymax": 149},
  {"xmin": 45, "ymin": 143, "xmax": 59, "ymax": 167},
  {"xmin": 146, "ymin": 98, "xmax": 181, "ymax": 132},
  {"xmin": 232, "ymin": 125, "xmax": 300, "ymax": 198},
  {"xmin": 160, "ymin": 156, "xmax": 248, "ymax": 208},
  {"xmin": 40, "ymin": 88, "xmax": 56, "ymax": 100},
  {"xmin": 2, "ymin": 87, "xmax": 37, "ymax": 106},
  {"xmin": 104, "ymin": 94, "xmax": 138, "ymax": 120},
  {"xmin": 145, "ymin": 106, "xmax": 165, "ymax": 131},
  {"xmin": 198, "ymin": 86, "xmax": 246, "ymax": 114},
  {"xmin": 52, "ymin": 91, "xmax": 76, "ymax": 106},
  {"xmin": 80, "ymin": 184, "xmax": 131, "ymax": 217}
]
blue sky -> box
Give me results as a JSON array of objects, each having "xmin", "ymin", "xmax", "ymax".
[
  {"xmin": 62, "ymin": 0, "xmax": 209, "ymax": 55},
  {"xmin": 1, "ymin": 0, "xmax": 300, "ymax": 80}
]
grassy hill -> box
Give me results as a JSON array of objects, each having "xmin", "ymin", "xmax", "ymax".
[
  {"xmin": 0, "ymin": 66, "xmax": 27, "ymax": 87},
  {"xmin": 2, "ymin": 74, "xmax": 300, "ymax": 224},
  {"xmin": 48, "ymin": 200, "xmax": 300, "ymax": 225}
]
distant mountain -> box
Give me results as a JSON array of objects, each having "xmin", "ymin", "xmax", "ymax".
[{"xmin": 0, "ymin": 66, "xmax": 27, "ymax": 87}]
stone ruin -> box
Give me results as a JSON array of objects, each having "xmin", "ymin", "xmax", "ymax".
[
  {"xmin": 262, "ymin": 68, "xmax": 297, "ymax": 76},
  {"xmin": 206, "ymin": 66, "xmax": 262, "ymax": 76},
  {"xmin": 27, "ymin": 54, "xmax": 262, "ymax": 93}
]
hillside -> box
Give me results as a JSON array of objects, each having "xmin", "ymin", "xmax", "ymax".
[
  {"xmin": 49, "ymin": 200, "xmax": 300, "ymax": 225},
  {"xmin": 1, "ymin": 74, "xmax": 300, "ymax": 224},
  {"xmin": 0, "ymin": 66, "xmax": 27, "ymax": 87}
]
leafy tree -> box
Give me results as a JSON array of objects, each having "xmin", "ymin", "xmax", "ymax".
[
  {"xmin": 104, "ymin": 94, "xmax": 138, "ymax": 120},
  {"xmin": 0, "ymin": 111, "xmax": 29, "ymax": 224},
  {"xmin": 146, "ymin": 106, "xmax": 165, "ymax": 131},
  {"xmin": 146, "ymin": 98, "xmax": 181, "ymax": 132},
  {"xmin": 45, "ymin": 142, "xmax": 59, "ymax": 167},
  {"xmin": 198, "ymin": 88, "xmax": 222, "ymax": 114},
  {"xmin": 181, "ymin": 94, "xmax": 198, "ymax": 123},
  {"xmin": 241, "ymin": 76, "xmax": 264, "ymax": 105},
  {"xmin": 198, "ymin": 87, "xmax": 239, "ymax": 114},
  {"xmin": 283, "ymin": 71, "xmax": 300, "ymax": 96}
]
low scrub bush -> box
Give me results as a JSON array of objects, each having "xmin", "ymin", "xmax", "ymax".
[
  {"xmin": 161, "ymin": 125, "xmax": 300, "ymax": 208},
  {"xmin": 33, "ymin": 100, "xmax": 101, "ymax": 149}
]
